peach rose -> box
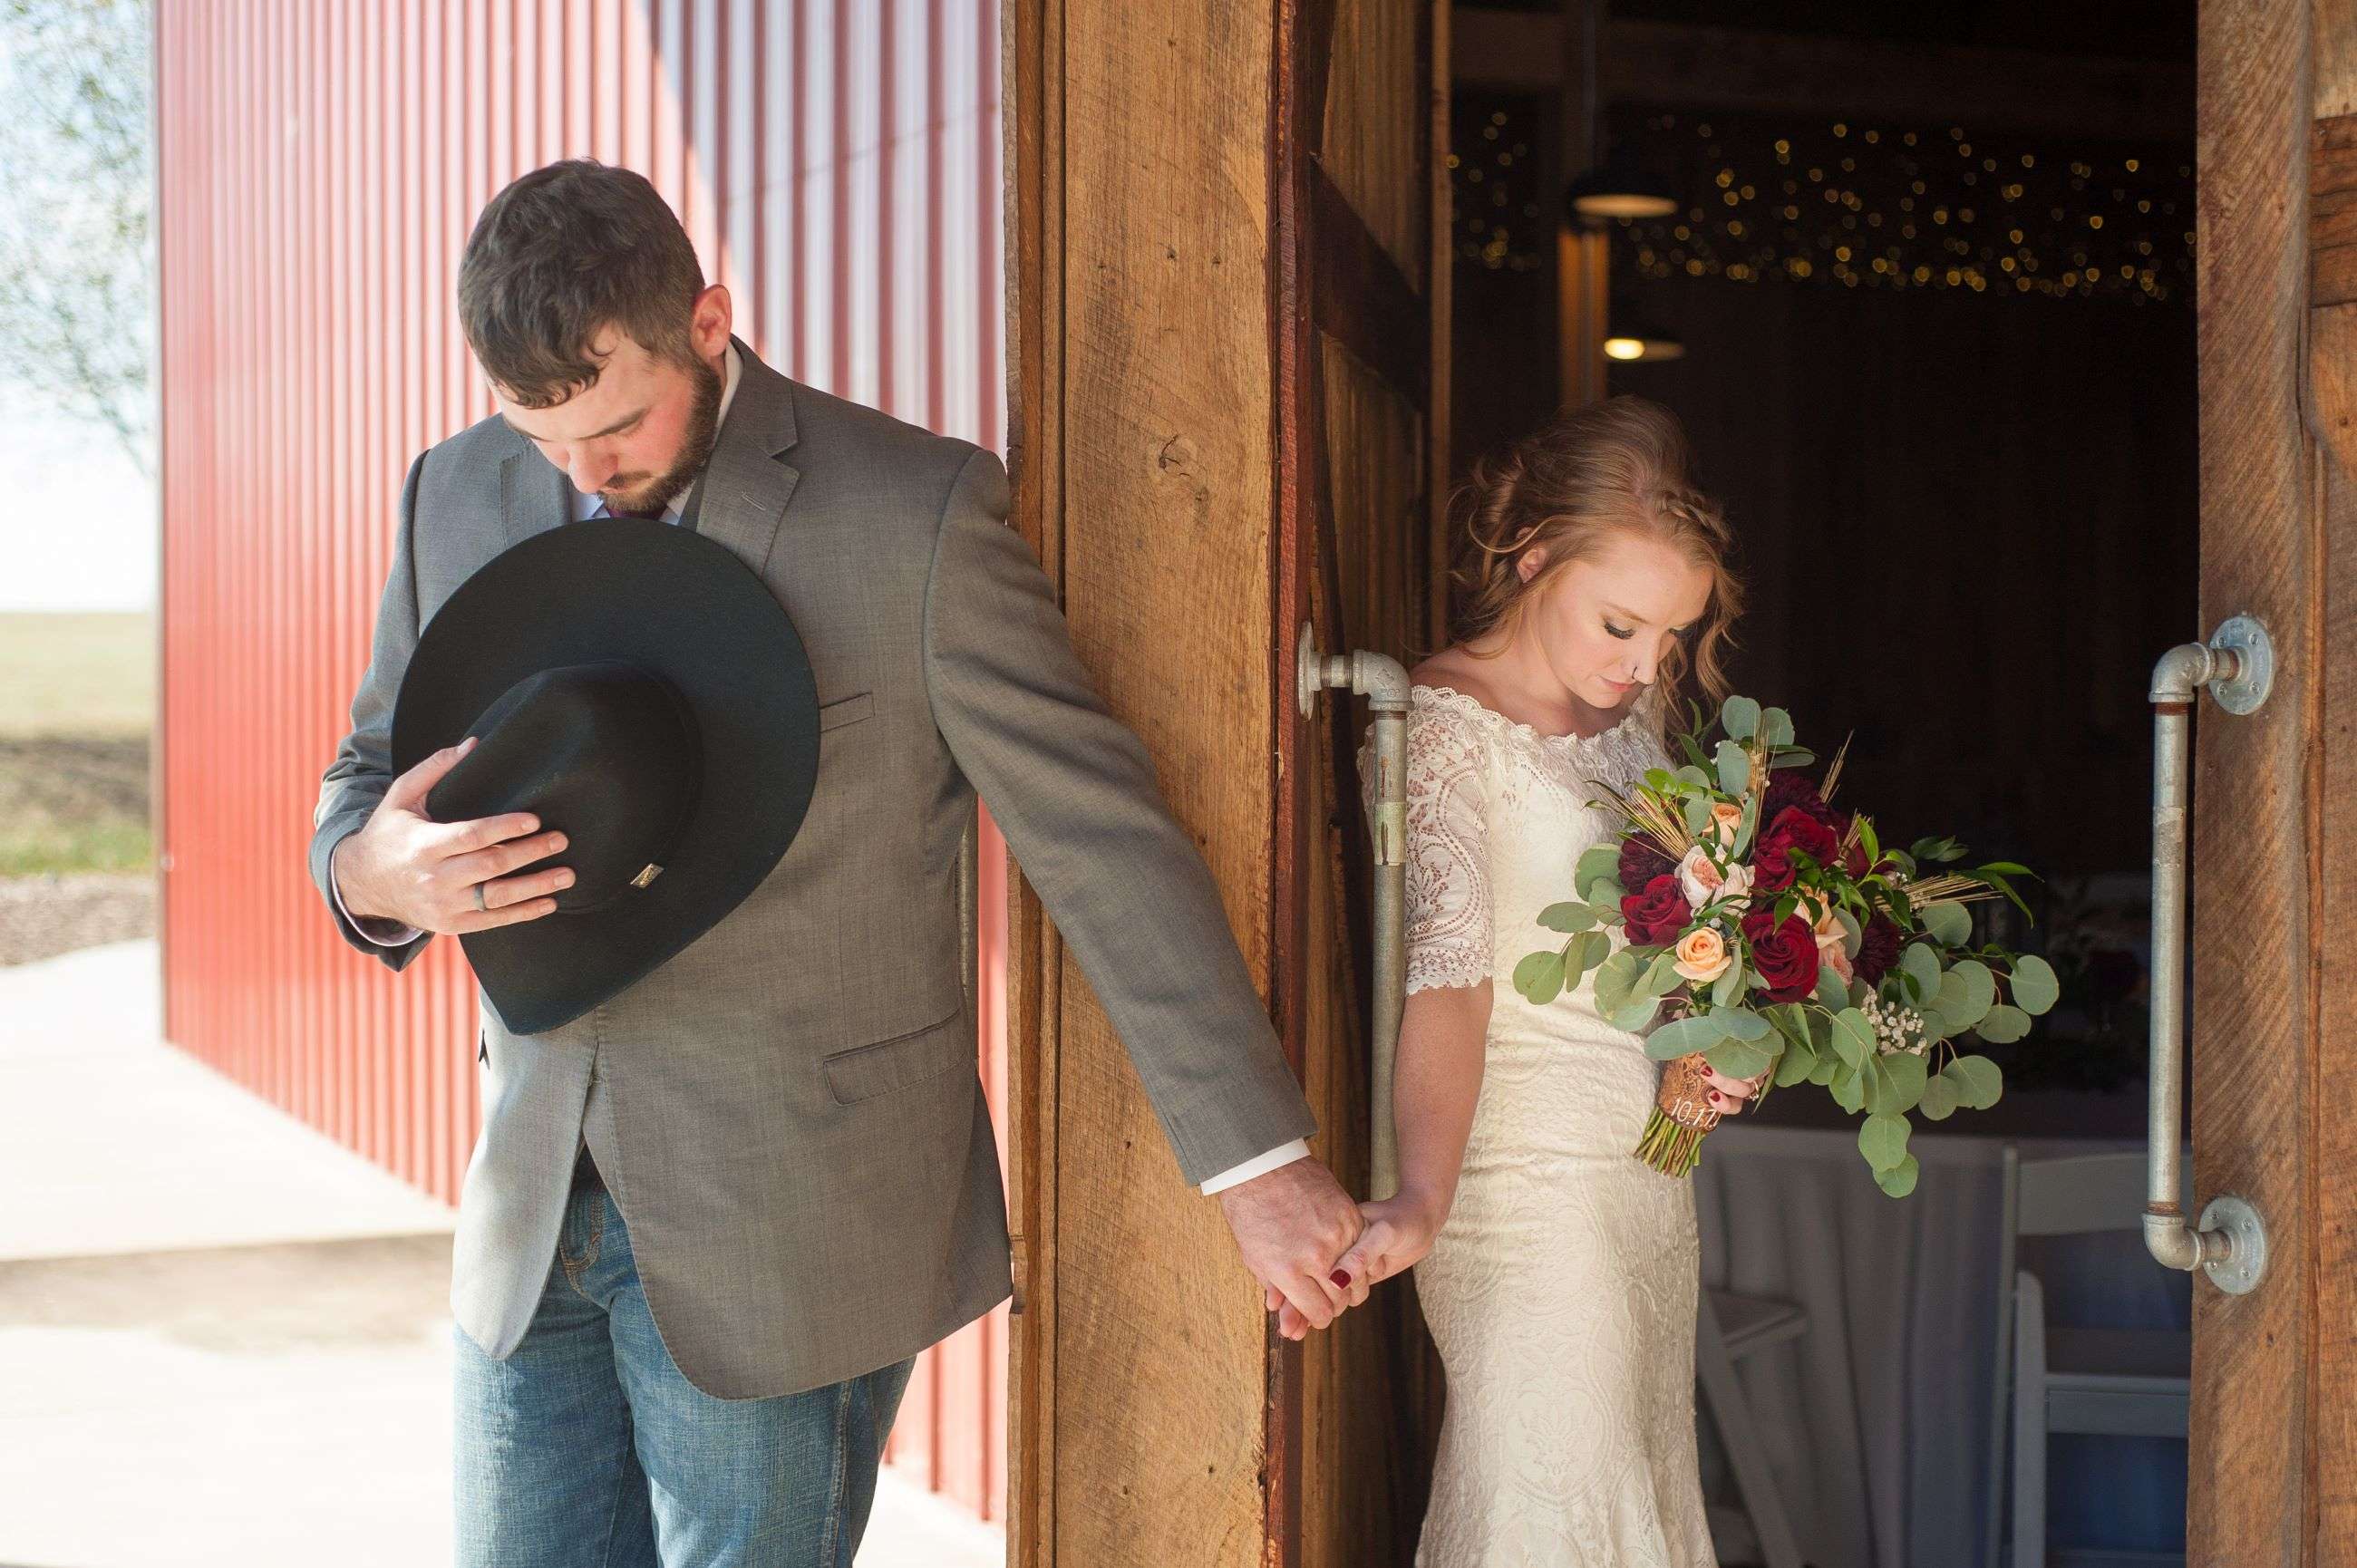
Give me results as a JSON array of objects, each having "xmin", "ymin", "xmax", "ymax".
[
  {"xmin": 1706, "ymin": 800, "xmax": 1746, "ymax": 850},
  {"xmin": 1812, "ymin": 904, "xmax": 1856, "ymax": 983},
  {"xmin": 1673, "ymin": 925, "xmax": 1733, "ymax": 984},
  {"xmin": 1675, "ymin": 844, "xmax": 1752, "ymax": 913}
]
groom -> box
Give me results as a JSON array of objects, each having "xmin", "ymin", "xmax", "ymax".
[{"xmin": 311, "ymin": 159, "xmax": 1363, "ymax": 1564}]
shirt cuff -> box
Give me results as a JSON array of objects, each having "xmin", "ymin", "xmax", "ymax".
[
  {"xmin": 330, "ymin": 845, "xmax": 423, "ymax": 947},
  {"xmin": 1199, "ymin": 1138, "xmax": 1312, "ymax": 1196}
]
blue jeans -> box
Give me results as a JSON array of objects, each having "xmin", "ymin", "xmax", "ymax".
[{"xmin": 453, "ymin": 1170, "xmax": 917, "ymax": 1567}]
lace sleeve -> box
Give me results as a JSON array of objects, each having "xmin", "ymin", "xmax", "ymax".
[{"xmin": 1364, "ymin": 705, "xmax": 1494, "ymax": 994}]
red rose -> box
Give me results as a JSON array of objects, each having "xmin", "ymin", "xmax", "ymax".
[
  {"xmin": 1618, "ymin": 834, "xmax": 1675, "ymax": 893},
  {"xmin": 1753, "ymin": 806, "xmax": 1840, "ymax": 891},
  {"xmin": 1620, "ymin": 874, "xmax": 1693, "ymax": 948},
  {"xmin": 1741, "ymin": 905, "xmax": 1823, "ymax": 1002},
  {"xmin": 1761, "ymin": 769, "xmax": 1828, "ymax": 825},
  {"xmin": 1855, "ymin": 915, "xmax": 1902, "ymax": 983}
]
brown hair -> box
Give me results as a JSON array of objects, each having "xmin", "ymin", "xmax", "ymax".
[
  {"xmin": 457, "ymin": 160, "xmax": 706, "ymax": 410},
  {"xmin": 1450, "ymin": 395, "xmax": 1744, "ymax": 710}
]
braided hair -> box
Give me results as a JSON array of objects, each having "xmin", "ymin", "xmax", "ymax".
[{"xmin": 1447, "ymin": 395, "xmax": 1745, "ymax": 711}]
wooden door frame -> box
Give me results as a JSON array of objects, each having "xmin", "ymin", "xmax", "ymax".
[{"xmin": 2193, "ymin": 0, "xmax": 2353, "ymax": 1559}]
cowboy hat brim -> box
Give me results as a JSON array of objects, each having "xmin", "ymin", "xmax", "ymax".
[{"xmin": 389, "ymin": 516, "xmax": 819, "ymax": 1035}]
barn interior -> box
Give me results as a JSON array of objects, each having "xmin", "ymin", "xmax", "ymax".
[{"xmin": 1439, "ymin": 5, "xmax": 2199, "ymax": 1563}]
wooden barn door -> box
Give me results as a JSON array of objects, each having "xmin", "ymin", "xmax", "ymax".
[
  {"xmin": 2184, "ymin": 0, "xmax": 2357, "ymax": 1560},
  {"xmin": 1273, "ymin": 2, "xmax": 1451, "ymax": 1564}
]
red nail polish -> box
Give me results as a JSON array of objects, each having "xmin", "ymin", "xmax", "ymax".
[{"xmin": 1330, "ymin": 1268, "xmax": 1353, "ymax": 1289}]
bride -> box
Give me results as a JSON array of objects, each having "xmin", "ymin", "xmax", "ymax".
[{"xmin": 1333, "ymin": 395, "xmax": 1760, "ymax": 1566}]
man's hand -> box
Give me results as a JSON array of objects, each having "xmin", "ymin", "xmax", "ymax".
[
  {"xmin": 335, "ymin": 739, "xmax": 575, "ymax": 934},
  {"xmin": 1217, "ymin": 1156, "xmax": 1363, "ymax": 1341}
]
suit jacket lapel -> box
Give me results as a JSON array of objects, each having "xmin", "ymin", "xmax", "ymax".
[
  {"xmin": 691, "ymin": 335, "xmax": 802, "ymax": 576},
  {"xmin": 499, "ymin": 439, "xmax": 575, "ymax": 555},
  {"xmin": 492, "ymin": 334, "xmax": 801, "ymax": 569}
]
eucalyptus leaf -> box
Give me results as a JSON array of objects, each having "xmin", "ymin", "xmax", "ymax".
[
  {"xmin": 1900, "ymin": 943, "xmax": 1943, "ymax": 1006},
  {"xmin": 1922, "ymin": 901, "xmax": 1973, "ymax": 946},
  {"xmin": 1835, "ymin": 907, "xmax": 1863, "ymax": 959},
  {"xmin": 1683, "ymin": 795, "xmax": 1715, "ymax": 837},
  {"xmin": 1644, "ymin": 1011, "xmax": 1730, "ymax": 1060},
  {"xmin": 1609, "ymin": 994, "xmax": 1666, "ymax": 1032},
  {"xmin": 1760, "ymin": 707, "xmax": 1795, "ymax": 749},
  {"xmin": 1769, "ymin": 748, "xmax": 1818, "ymax": 769},
  {"xmin": 1809, "ymin": 1051, "xmax": 1838, "ymax": 1086},
  {"xmin": 1829, "ymin": 1008, "xmax": 1875, "ymax": 1069},
  {"xmin": 1948, "ymin": 958, "xmax": 1996, "ymax": 1022},
  {"xmin": 1711, "ymin": 957, "xmax": 1744, "ymax": 1008},
  {"xmin": 1945, "ymin": 1054, "xmax": 2004, "ymax": 1110},
  {"xmin": 1829, "ymin": 1061, "xmax": 1867, "ymax": 1113},
  {"xmin": 1716, "ymin": 1007, "xmax": 1773, "ymax": 1041},
  {"xmin": 1576, "ymin": 843, "xmax": 1623, "ymax": 903},
  {"xmin": 2010, "ymin": 954, "xmax": 2060, "ymax": 1015},
  {"xmin": 1875, "ymin": 1154, "xmax": 1921, "ymax": 1198},
  {"xmin": 1563, "ymin": 929, "xmax": 1613, "ymax": 990},
  {"xmin": 1706, "ymin": 1037, "xmax": 1774, "ymax": 1079},
  {"xmin": 1641, "ymin": 948, "xmax": 1687, "ymax": 997},
  {"xmin": 1878, "ymin": 1050, "xmax": 1928, "ymax": 1113},
  {"xmin": 1593, "ymin": 948, "xmax": 1644, "ymax": 1015},
  {"xmin": 1974, "ymin": 1003, "xmax": 2033, "ymax": 1044},
  {"xmin": 1935, "ymin": 964, "xmax": 1993, "ymax": 1032},
  {"xmin": 1538, "ymin": 901, "xmax": 1597, "ymax": 934},
  {"xmin": 1675, "ymin": 765, "xmax": 1713, "ymax": 792},
  {"xmin": 1814, "ymin": 966, "xmax": 1850, "ymax": 1012},
  {"xmin": 1716, "ymin": 740, "xmax": 1751, "ymax": 798},
  {"xmin": 1858, "ymin": 1112, "xmax": 1911, "ymax": 1173},
  {"xmin": 1721, "ymin": 694, "xmax": 1760, "ymax": 740},
  {"xmin": 1514, "ymin": 950, "xmax": 1566, "ymax": 1006},
  {"xmin": 1916, "ymin": 1072, "xmax": 1962, "ymax": 1121},
  {"xmin": 1773, "ymin": 1036, "xmax": 1819, "ymax": 1087}
]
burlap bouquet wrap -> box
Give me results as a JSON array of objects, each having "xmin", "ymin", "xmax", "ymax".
[{"xmin": 1635, "ymin": 1050, "xmax": 1727, "ymax": 1175}]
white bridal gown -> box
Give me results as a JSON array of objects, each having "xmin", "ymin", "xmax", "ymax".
[{"xmin": 1367, "ymin": 682, "xmax": 1715, "ymax": 1568}]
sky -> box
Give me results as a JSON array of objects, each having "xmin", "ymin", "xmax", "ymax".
[{"xmin": 0, "ymin": 403, "xmax": 155, "ymax": 613}]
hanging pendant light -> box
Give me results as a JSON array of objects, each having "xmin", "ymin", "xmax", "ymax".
[
  {"xmin": 1601, "ymin": 326, "xmax": 1685, "ymax": 362},
  {"xmin": 1565, "ymin": 160, "xmax": 1680, "ymax": 222}
]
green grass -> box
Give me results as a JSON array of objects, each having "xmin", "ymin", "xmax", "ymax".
[
  {"xmin": 0, "ymin": 613, "xmax": 152, "ymax": 873},
  {"xmin": 0, "ymin": 612, "xmax": 154, "ymax": 739}
]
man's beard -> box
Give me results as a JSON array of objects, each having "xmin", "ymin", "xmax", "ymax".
[{"xmin": 606, "ymin": 353, "xmax": 723, "ymax": 517}]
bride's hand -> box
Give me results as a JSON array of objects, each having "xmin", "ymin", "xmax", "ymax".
[
  {"xmin": 1704, "ymin": 1068, "xmax": 1764, "ymax": 1115},
  {"xmin": 1322, "ymin": 1195, "xmax": 1444, "ymax": 1315}
]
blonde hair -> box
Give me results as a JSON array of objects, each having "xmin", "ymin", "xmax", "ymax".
[{"xmin": 1449, "ymin": 395, "xmax": 1744, "ymax": 711}]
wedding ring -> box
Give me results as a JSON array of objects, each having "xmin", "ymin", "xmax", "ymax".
[{"xmin": 472, "ymin": 883, "xmax": 488, "ymax": 913}]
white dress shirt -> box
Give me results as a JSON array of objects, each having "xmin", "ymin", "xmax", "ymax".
[{"xmin": 331, "ymin": 340, "xmax": 1303, "ymax": 1195}]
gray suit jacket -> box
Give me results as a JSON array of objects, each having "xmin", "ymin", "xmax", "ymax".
[{"xmin": 310, "ymin": 337, "xmax": 1317, "ymax": 1398}]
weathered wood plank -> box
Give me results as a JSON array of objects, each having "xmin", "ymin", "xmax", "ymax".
[
  {"xmin": 2310, "ymin": 8, "xmax": 2357, "ymax": 1563},
  {"xmin": 2191, "ymin": 0, "xmax": 2313, "ymax": 1561},
  {"xmin": 1038, "ymin": 0, "xmax": 1282, "ymax": 1563},
  {"xmin": 2310, "ymin": 114, "xmax": 2357, "ymax": 311}
]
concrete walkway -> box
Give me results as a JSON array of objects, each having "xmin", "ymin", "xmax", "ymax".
[{"xmin": 0, "ymin": 939, "xmax": 1004, "ymax": 1568}]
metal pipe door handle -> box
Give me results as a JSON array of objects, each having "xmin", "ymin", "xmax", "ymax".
[
  {"xmin": 1298, "ymin": 624, "xmax": 1411, "ymax": 1201},
  {"xmin": 2144, "ymin": 615, "xmax": 2270, "ymax": 1294}
]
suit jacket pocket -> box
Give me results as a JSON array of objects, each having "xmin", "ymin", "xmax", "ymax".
[
  {"xmin": 818, "ymin": 692, "xmax": 874, "ymax": 732},
  {"xmin": 822, "ymin": 1005, "xmax": 966, "ymax": 1105}
]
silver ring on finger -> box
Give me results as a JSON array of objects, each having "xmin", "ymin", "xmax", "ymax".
[{"xmin": 472, "ymin": 882, "xmax": 489, "ymax": 914}]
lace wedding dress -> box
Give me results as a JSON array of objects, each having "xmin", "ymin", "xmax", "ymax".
[{"xmin": 1365, "ymin": 682, "xmax": 1715, "ymax": 1568}]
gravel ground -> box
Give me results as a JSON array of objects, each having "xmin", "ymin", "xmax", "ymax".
[{"xmin": 0, "ymin": 871, "xmax": 155, "ymax": 967}]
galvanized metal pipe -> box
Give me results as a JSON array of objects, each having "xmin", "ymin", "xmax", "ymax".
[
  {"xmin": 2144, "ymin": 641, "xmax": 2230, "ymax": 1275},
  {"xmin": 1298, "ymin": 632, "xmax": 1411, "ymax": 1201},
  {"xmin": 2141, "ymin": 624, "xmax": 2269, "ymax": 1293}
]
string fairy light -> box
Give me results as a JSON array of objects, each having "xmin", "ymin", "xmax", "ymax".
[{"xmin": 1450, "ymin": 94, "xmax": 2196, "ymax": 305}]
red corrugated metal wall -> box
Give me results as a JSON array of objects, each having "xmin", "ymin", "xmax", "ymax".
[{"xmin": 154, "ymin": 0, "xmax": 1007, "ymax": 1525}]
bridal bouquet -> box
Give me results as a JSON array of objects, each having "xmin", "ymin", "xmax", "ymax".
[{"xmin": 1513, "ymin": 695, "xmax": 2055, "ymax": 1196}]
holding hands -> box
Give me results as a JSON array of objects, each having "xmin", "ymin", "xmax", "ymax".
[{"xmin": 1217, "ymin": 1157, "xmax": 1364, "ymax": 1341}]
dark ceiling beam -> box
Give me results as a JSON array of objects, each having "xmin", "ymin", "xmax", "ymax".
[{"xmin": 1454, "ymin": 9, "xmax": 2195, "ymax": 141}]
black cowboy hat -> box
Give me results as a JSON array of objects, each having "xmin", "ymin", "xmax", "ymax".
[{"xmin": 389, "ymin": 517, "xmax": 819, "ymax": 1034}]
